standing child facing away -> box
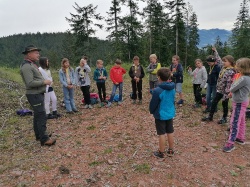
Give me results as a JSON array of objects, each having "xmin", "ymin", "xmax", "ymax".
[
  {"xmin": 75, "ymin": 57, "xmax": 92, "ymax": 109},
  {"xmin": 93, "ymin": 60, "xmax": 108, "ymax": 106},
  {"xmin": 38, "ymin": 57, "xmax": 61, "ymax": 119},
  {"xmin": 149, "ymin": 68, "xmax": 175, "ymax": 158},
  {"xmin": 202, "ymin": 54, "xmax": 236, "ymax": 124},
  {"xmin": 147, "ymin": 54, "xmax": 161, "ymax": 92},
  {"xmin": 223, "ymin": 58, "xmax": 250, "ymax": 153},
  {"xmin": 107, "ymin": 59, "xmax": 126, "ymax": 107},
  {"xmin": 59, "ymin": 58, "xmax": 78, "ymax": 114},
  {"xmin": 170, "ymin": 55, "xmax": 184, "ymax": 106},
  {"xmin": 188, "ymin": 59, "xmax": 208, "ymax": 108},
  {"xmin": 129, "ymin": 56, "xmax": 145, "ymax": 104}
]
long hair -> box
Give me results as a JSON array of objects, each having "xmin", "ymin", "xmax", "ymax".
[
  {"xmin": 222, "ymin": 55, "xmax": 235, "ymax": 67},
  {"xmin": 61, "ymin": 58, "xmax": 71, "ymax": 72},
  {"xmin": 39, "ymin": 57, "xmax": 49, "ymax": 69},
  {"xmin": 236, "ymin": 58, "xmax": 250, "ymax": 75}
]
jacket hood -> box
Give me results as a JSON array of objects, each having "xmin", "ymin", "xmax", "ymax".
[{"xmin": 158, "ymin": 82, "xmax": 175, "ymax": 90}]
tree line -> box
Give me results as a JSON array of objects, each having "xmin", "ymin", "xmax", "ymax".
[{"xmin": 0, "ymin": 0, "xmax": 249, "ymax": 68}]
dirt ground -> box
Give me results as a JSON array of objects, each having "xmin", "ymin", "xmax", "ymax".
[{"xmin": 0, "ymin": 75, "xmax": 250, "ymax": 187}]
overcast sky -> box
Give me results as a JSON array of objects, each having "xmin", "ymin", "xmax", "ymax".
[{"xmin": 0, "ymin": 0, "xmax": 241, "ymax": 39}]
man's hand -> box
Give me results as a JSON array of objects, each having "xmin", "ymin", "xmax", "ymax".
[{"xmin": 44, "ymin": 80, "xmax": 52, "ymax": 85}]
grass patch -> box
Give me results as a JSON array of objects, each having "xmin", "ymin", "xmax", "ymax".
[
  {"xmin": 134, "ymin": 163, "xmax": 151, "ymax": 174},
  {"xmin": 230, "ymin": 170, "xmax": 239, "ymax": 177},
  {"xmin": 88, "ymin": 161, "xmax": 103, "ymax": 167},
  {"xmin": 86, "ymin": 125, "xmax": 96, "ymax": 130},
  {"xmin": 104, "ymin": 147, "xmax": 112, "ymax": 154}
]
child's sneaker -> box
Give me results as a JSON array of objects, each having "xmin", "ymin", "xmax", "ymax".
[
  {"xmin": 84, "ymin": 105, "xmax": 89, "ymax": 109},
  {"xmin": 177, "ymin": 99, "xmax": 184, "ymax": 105},
  {"xmin": 138, "ymin": 100, "xmax": 142, "ymax": 105},
  {"xmin": 132, "ymin": 100, "xmax": 136, "ymax": 104},
  {"xmin": 166, "ymin": 148, "xmax": 174, "ymax": 157},
  {"xmin": 118, "ymin": 101, "xmax": 122, "ymax": 105},
  {"xmin": 201, "ymin": 116, "xmax": 213, "ymax": 122},
  {"xmin": 193, "ymin": 103, "xmax": 201, "ymax": 108},
  {"xmin": 153, "ymin": 150, "xmax": 164, "ymax": 158},
  {"xmin": 106, "ymin": 102, "xmax": 112, "ymax": 108},
  {"xmin": 218, "ymin": 117, "xmax": 227, "ymax": 124},
  {"xmin": 223, "ymin": 143, "xmax": 235, "ymax": 153},
  {"xmin": 235, "ymin": 138, "xmax": 245, "ymax": 145},
  {"xmin": 88, "ymin": 105, "xmax": 93, "ymax": 109}
]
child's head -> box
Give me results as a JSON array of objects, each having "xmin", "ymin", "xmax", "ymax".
[
  {"xmin": 195, "ymin": 59, "xmax": 203, "ymax": 68},
  {"xmin": 157, "ymin": 68, "xmax": 171, "ymax": 82},
  {"xmin": 235, "ymin": 58, "xmax": 250, "ymax": 75},
  {"xmin": 172, "ymin": 55, "xmax": 180, "ymax": 65},
  {"xmin": 133, "ymin": 56, "xmax": 140, "ymax": 66},
  {"xmin": 149, "ymin": 54, "xmax": 157, "ymax": 63},
  {"xmin": 61, "ymin": 58, "xmax": 70, "ymax": 68},
  {"xmin": 206, "ymin": 55, "xmax": 216, "ymax": 66},
  {"xmin": 222, "ymin": 55, "xmax": 235, "ymax": 67},
  {"xmin": 82, "ymin": 55, "xmax": 88, "ymax": 61},
  {"xmin": 39, "ymin": 57, "xmax": 49, "ymax": 69},
  {"xmin": 115, "ymin": 59, "xmax": 122, "ymax": 66},
  {"xmin": 79, "ymin": 58, "xmax": 86, "ymax": 67},
  {"xmin": 96, "ymin": 60, "xmax": 103, "ymax": 68}
]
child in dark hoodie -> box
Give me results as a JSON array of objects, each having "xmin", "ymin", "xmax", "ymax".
[
  {"xmin": 149, "ymin": 68, "xmax": 175, "ymax": 158},
  {"xmin": 93, "ymin": 60, "xmax": 108, "ymax": 106}
]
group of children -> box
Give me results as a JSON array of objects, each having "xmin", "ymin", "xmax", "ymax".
[{"xmin": 37, "ymin": 50, "xmax": 250, "ymax": 157}]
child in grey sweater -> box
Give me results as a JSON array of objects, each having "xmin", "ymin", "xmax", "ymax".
[
  {"xmin": 223, "ymin": 58, "xmax": 250, "ymax": 153},
  {"xmin": 188, "ymin": 59, "xmax": 208, "ymax": 108}
]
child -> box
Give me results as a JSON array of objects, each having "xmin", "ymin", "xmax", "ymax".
[
  {"xmin": 59, "ymin": 58, "xmax": 78, "ymax": 113},
  {"xmin": 107, "ymin": 59, "xmax": 126, "ymax": 107},
  {"xmin": 38, "ymin": 57, "xmax": 61, "ymax": 119},
  {"xmin": 150, "ymin": 68, "xmax": 175, "ymax": 158},
  {"xmin": 147, "ymin": 54, "xmax": 161, "ymax": 91},
  {"xmin": 204, "ymin": 52, "xmax": 221, "ymax": 113},
  {"xmin": 93, "ymin": 60, "xmax": 108, "ymax": 106},
  {"xmin": 75, "ymin": 57, "xmax": 92, "ymax": 109},
  {"xmin": 129, "ymin": 56, "xmax": 145, "ymax": 104},
  {"xmin": 188, "ymin": 59, "xmax": 208, "ymax": 108},
  {"xmin": 223, "ymin": 58, "xmax": 250, "ymax": 152},
  {"xmin": 202, "ymin": 53, "xmax": 236, "ymax": 124},
  {"xmin": 170, "ymin": 55, "xmax": 184, "ymax": 105}
]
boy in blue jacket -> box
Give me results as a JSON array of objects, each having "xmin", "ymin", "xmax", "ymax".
[
  {"xmin": 149, "ymin": 68, "xmax": 175, "ymax": 158},
  {"xmin": 93, "ymin": 60, "xmax": 108, "ymax": 106}
]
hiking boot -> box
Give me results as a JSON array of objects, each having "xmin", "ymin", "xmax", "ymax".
[
  {"xmin": 223, "ymin": 143, "xmax": 235, "ymax": 153},
  {"xmin": 83, "ymin": 105, "xmax": 89, "ymax": 109},
  {"xmin": 100, "ymin": 102, "xmax": 104, "ymax": 107},
  {"xmin": 177, "ymin": 99, "xmax": 184, "ymax": 105},
  {"xmin": 218, "ymin": 117, "xmax": 227, "ymax": 124},
  {"xmin": 166, "ymin": 148, "xmax": 174, "ymax": 157},
  {"xmin": 47, "ymin": 114, "xmax": 56, "ymax": 119},
  {"xmin": 193, "ymin": 103, "xmax": 201, "ymax": 108},
  {"xmin": 72, "ymin": 109, "xmax": 78, "ymax": 112},
  {"xmin": 138, "ymin": 100, "xmax": 142, "ymax": 105},
  {"xmin": 88, "ymin": 105, "xmax": 93, "ymax": 109},
  {"xmin": 52, "ymin": 110, "xmax": 61, "ymax": 118},
  {"xmin": 41, "ymin": 138, "xmax": 56, "ymax": 146},
  {"xmin": 153, "ymin": 150, "xmax": 165, "ymax": 158},
  {"xmin": 203, "ymin": 108, "xmax": 210, "ymax": 113},
  {"xmin": 201, "ymin": 116, "xmax": 213, "ymax": 122},
  {"xmin": 235, "ymin": 138, "xmax": 245, "ymax": 145},
  {"xmin": 132, "ymin": 100, "xmax": 136, "ymax": 104}
]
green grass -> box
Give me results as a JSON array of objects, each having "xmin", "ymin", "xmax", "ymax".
[
  {"xmin": 134, "ymin": 163, "xmax": 151, "ymax": 174},
  {"xmin": 104, "ymin": 147, "xmax": 112, "ymax": 154},
  {"xmin": 86, "ymin": 125, "xmax": 96, "ymax": 130},
  {"xmin": 88, "ymin": 161, "xmax": 103, "ymax": 167}
]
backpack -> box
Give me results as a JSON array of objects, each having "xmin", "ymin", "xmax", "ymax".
[{"xmin": 82, "ymin": 93, "xmax": 99, "ymax": 105}]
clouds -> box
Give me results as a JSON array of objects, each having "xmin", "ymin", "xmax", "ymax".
[{"xmin": 0, "ymin": 0, "xmax": 242, "ymax": 39}]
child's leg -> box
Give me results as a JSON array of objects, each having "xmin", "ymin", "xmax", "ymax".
[
  {"xmin": 102, "ymin": 83, "xmax": 106, "ymax": 102},
  {"xmin": 167, "ymin": 133, "xmax": 174, "ymax": 149},
  {"xmin": 158, "ymin": 135, "xmax": 166, "ymax": 152},
  {"xmin": 69, "ymin": 88, "xmax": 77, "ymax": 110},
  {"xmin": 166, "ymin": 119, "xmax": 174, "ymax": 149},
  {"xmin": 96, "ymin": 83, "xmax": 103, "ymax": 101},
  {"xmin": 81, "ymin": 86, "xmax": 91, "ymax": 105},
  {"xmin": 222, "ymin": 98, "xmax": 229, "ymax": 118},
  {"xmin": 149, "ymin": 81, "xmax": 154, "ymax": 90},
  {"xmin": 51, "ymin": 91, "xmax": 57, "ymax": 112},
  {"xmin": 137, "ymin": 80, "xmax": 143, "ymax": 100},
  {"xmin": 236, "ymin": 100, "xmax": 249, "ymax": 141},
  {"xmin": 44, "ymin": 92, "xmax": 51, "ymax": 115},
  {"xmin": 131, "ymin": 80, "xmax": 137, "ymax": 100},
  {"xmin": 118, "ymin": 82, "xmax": 123, "ymax": 102},
  {"xmin": 193, "ymin": 84, "xmax": 196, "ymax": 102},
  {"xmin": 109, "ymin": 84, "xmax": 118, "ymax": 102},
  {"xmin": 209, "ymin": 92, "xmax": 223, "ymax": 118},
  {"xmin": 195, "ymin": 85, "xmax": 202, "ymax": 104},
  {"xmin": 63, "ymin": 87, "xmax": 72, "ymax": 112},
  {"xmin": 206, "ymin": 84, "xmax": 212, "ymax": 108}
]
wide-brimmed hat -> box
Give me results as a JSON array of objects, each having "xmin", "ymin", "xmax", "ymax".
[{"xmin": 22, "ymin": 45, "xmax": 41, "ymax": 54}]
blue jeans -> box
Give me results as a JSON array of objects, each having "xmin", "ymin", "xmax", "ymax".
[
  {"xmin": 109, "ymin": 83, "xmax": 123, "ymax": 102},
  {"xmin": 206, "ymin": 84, "xmax": 216, "ymax": 109},
  {"xmin": 63, "ymin": 86, "xmax": 77, "ymax": 112}
]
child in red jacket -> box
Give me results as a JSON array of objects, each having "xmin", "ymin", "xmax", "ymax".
[{"xmin": 107, "ymin": 59, "xmax": 126, "ymax": 107}]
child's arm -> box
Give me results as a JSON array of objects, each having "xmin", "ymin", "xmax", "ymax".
[
  {"xmin": 223, "ymin": 71, "xmax": 235, "ymax": 100},
  {"xmin": 104, "ymin": 69, "xmax": 108, "ymax": 79},
  {"xmin": 109, "ymin": 68, "xmax": 116, "ymax": 84},
  {"xmin": 149, "ymin": 90, "xmax": 160, "ymax": 114},
  {"xmin": 71, "ymin": 69, "xmax": 76, "ymax": 85},
  {"xmin": 201, "ymin": 67, "xmax": 208, "ymax": 88},
  {"xmin": 213, "ymin": 48, "xmax": 223, "ymax": 67},
  {"xmin": 59, "ymin": 70, "xmax": 68, "ymax": 87},
  {"xmin": 75, "ymin": 67, "xmax": 80, "ymax": 86},
  {"xmin": 151, "ymin": 63, "xmax": 161, "ymax": 74},
  {"xmin": 122, "ymin": 67, "xmax": 126, "ymax": 74},
  {"xmin": 128, "ymin": 66, "xmax": 134, "ymax": 79},
  {"xmin": 188, "ymin": 69, "xmax": 194, "ymax": 76},
  {"xmin": 147, "ymin": 64, "xmax": 154, "ymax": 73},
  {"xmin": 173, "ymin": 64, "xmax": 183, "ymax": 77},
  {"xmin": 84, "ymin": 64, "xmax": 91, "ymax": 73},
  {"xmin": 93, "ymin": 70, "xmax": 99, "ymax": 81},
  {"xmin": 230, "ymin": 76, "xmax": 247, "ymax": 93}
]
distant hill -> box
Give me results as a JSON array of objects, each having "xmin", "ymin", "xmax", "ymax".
[{"xmin": 198, "ymin": 29, "xmax": 232, "ymax": 48}]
